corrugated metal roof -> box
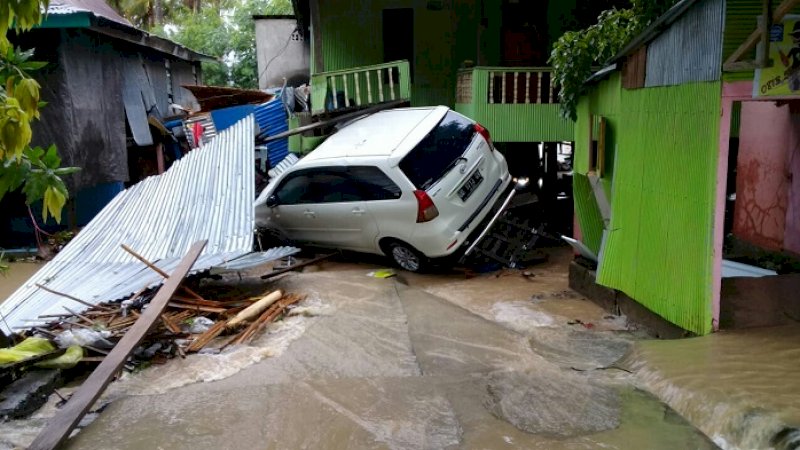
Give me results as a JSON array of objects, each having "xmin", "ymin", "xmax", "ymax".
[
  {"xmin": 210, "ymin": 247, "xmax": 300, "ymax": 272},
  {"xmin": 0, "ymin": 117, "xmax": 257, "ymax": 334},
  {"xmin": 645, "ymin": 0, "xmax": 724, "ymax": 87},
  {"xmin": 47, "ymin": 0, "xmax": 132, "ymax": 26}
]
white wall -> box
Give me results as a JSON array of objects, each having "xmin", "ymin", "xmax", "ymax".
[{"xmin": 254, "ymin": 17, "xmax": 311, "ymax": 89}]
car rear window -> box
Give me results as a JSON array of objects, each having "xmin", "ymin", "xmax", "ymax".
[{"xmin": 399, "ymin": 111, "xmax": 475, "ymax": 190}]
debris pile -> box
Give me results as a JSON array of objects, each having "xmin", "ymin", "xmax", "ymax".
[{"xmin": 11, "ymin": 286, "xmax": 305, "ymax": 371}]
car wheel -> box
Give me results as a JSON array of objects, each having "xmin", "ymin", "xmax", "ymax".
[{"xmin": 387, "ymin": 241, "xmax": 426, "ymax": 272}]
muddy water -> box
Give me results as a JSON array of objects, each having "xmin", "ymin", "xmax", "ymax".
[
  {"xmin": 0, "ymin": 250, "xmax": 727, "ymax": 449},
  {"xmin": 622, "ymin": 325, "xmax": 800, "ymax": 449},
  {"xmin": 0, "ymin": 261, "xmax": 42, "ymax": 303}
]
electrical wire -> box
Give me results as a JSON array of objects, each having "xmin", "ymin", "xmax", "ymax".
[{"xmin": 257, "ymin": 26, "xmax": 299, "ymax": 85}]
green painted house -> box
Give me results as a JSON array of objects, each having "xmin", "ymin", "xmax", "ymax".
[
  {"xmin": 288, "ymin": 0, "xmax": 623, "ymax": 185},
  {"xmin": 572, "ymin": 0, "xmax": 800, "ymax": 335}
]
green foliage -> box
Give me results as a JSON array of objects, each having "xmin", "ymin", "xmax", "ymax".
[
  {"xmin": 549, "ymin": 0, "xmax": 679, "ymax": 120},
  {"xmin": 152, "ymin": 0, "xmax": 292, "ymax": 88},
  {"xmin": 1, "ymin": 0, "xmax": 78, "ymax": 226}
]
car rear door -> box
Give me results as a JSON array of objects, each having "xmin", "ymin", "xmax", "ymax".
[{"xmin": 398, "ymin": 111, "xmax": 506, "ymax": 231}]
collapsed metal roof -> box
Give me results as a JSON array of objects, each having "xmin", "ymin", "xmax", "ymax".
[{"xmin": 0, "ymin": 116, "xmax": 297, "ymax": 334}]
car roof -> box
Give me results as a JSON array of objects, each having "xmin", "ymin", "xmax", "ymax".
[{"xmin": 297, "ymin": 106, "xmax": 450, "ymax": 166}]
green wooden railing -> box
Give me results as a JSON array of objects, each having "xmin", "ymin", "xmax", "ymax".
[
  {"xmin": 310, "ymin": 60, "xmax": 411, "ymax": 115},
  {"xmin": 455, "ymin": 66, "xmax": 574, "ymax": 143}
]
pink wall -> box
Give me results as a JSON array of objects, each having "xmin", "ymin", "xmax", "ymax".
[
  {"xmin": 786, "ymin": 112, "xmax": 800, "ymax": 254},
  {"xmin": 734, "ymin": 102, "xmax": 797, "ymax": 252}
]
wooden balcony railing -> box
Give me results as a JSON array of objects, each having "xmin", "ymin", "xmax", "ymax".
[
  {"xmin": 457, "ymin": 67, "xmax": 559, "ymax": 105},
  {"xmin": 310, "ymin": 60, "xmax": 411, "ymax": 115}
]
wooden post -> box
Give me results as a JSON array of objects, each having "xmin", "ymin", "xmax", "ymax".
[
  {"xmin": 501, "ymin": 72, "xmax": 506, "ymax": 104},
  {"xmin": 330, "ymin": 76, "xmax": 338, "ymax": 109},
  {"xmin": 525, "ymin": 72, "xmax": 530, "ymax": 104},
  {"xmin": 155, "ymin": 143, "xmax": 165, "ymax": 174},
  {"xmin": 758, "ymin": 0, "xmax": 772, "ymax": 68},
  {"xmin": 342, "ymin": 74, "xmax": 349, "ymax": 107},
  {"xmin": 366, "ymin": 70, "xmax": 373, "ymax": 104},
  {"xmin": 28, "ymin": 241, "xmax": 207, "ymax": 450},
  {"xmin": 309, "ymin": 0, "xmax": 324, "ymax": 72},
  {"xmin": 389, "ymin": 67, "xmax": 395, "ymax": 100},
  {"xmin": 354, "ymin": 71, "xmax": 361, "ymax": 106},
  {"xmin": 488, "ymin": 71, "xmax": 494, "ymax": 104},
  {"xmin": 377, "ymin": 69, "xmax": 384, "ymax": 102},
  {"xmin": 536, "ymin": 73, "xmax": 542, "ymax": 104},
  {"xmin": 513, "ymin": 72, "xmax": 518, "ymax": 104}
]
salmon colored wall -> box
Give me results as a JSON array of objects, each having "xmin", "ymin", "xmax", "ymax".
[{"xmin": 734, "ymin": 102, "xmax": 800, "ymax": 254}]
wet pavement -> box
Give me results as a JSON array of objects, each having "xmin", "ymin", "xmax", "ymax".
[
  {"xmin": 7, "ymin": 248, "xmax": 797, "ymax": 449},
  {"xmin": 25, "ymin": 249, "xmax": 715, "ymax": 450}
]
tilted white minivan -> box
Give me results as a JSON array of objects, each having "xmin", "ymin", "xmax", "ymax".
[{"xmin": 254, "ymin": 106, "xmax": 513, "ymax": 272}]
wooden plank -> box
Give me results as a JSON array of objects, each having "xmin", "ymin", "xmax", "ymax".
[
  {"xmin": 724, "ymin": 0, "xmax": 799, "ymax": 68},
  {"xmin": 28, "ymin": 240, "xmax": 207, "ymax": 450},
  {"xmin": 120, "ymin": 244, "xmax": 205, "ymax": 301},
  {"xmin": 758, "ymin": 0, "xmax": 772, "ymax": 68},
  {"xmin": 35, "ymin": 284, "xmax": 114, "ymax": 312}
]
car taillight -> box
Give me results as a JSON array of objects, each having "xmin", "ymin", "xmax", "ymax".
[
  {"xmin": 414, "ymin": 190, "xmax": 439, "ymax": 223},
  {"xmin": 475, "ymin": 123, "xmax": 492, "ymax": 147}
]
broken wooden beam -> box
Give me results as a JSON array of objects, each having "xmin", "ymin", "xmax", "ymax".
[
  {"xmin": 35, "ymin": 284, "xmax": 115, "ymax": 312},
  {"xmin": 120, "ymin": 244, "xmax": 207, "ymax": 302},
  {"xmin": 28, "ymin": 240, "xmax": 207, "ymax": 450}
]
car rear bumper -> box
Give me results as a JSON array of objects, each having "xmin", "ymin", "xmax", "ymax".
[{"xmin": 417, "ymin": 174, "xmax": 514, "ymax": 258}]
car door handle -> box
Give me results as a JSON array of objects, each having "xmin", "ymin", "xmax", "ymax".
[
  {"xmin": 351, "ymin": 208, "xmax": 366, "ymax": 216},
  {"xmin": 303, "ymin": 210, "xmax": 316, "ymax": 218}
]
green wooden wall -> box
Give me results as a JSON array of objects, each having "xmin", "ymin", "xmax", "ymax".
[
  {"xmin": 575, "ymin": 76, "xmax": 721, "ymax": 335},
  {"xmin": 316, "ymin": 0, "xmax": 502, "ymax": 107}
]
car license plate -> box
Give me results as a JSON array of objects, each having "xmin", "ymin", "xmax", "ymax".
[{"xmin": 458, "ymin": 170, "xmax": 483, "ymax": 201}]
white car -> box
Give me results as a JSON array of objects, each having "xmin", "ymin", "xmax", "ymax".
[{"xmin": 254, "ymin": 106, "xmax": 513, "ymax": 272}]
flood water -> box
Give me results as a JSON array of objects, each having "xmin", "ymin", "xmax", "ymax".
[
  {"xmin": 0, "ymin": 261, "xmax": 42, "ymax": 304},
  {"xmin": 0, "ymin": 249, "xmax": 794, "ymax": 449}
]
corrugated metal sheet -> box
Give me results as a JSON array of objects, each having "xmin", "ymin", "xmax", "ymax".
[
  {"xmin": 47, "ymin": 0, "xmax": 133, "ymax": 26},
  {"xmin": 254, "ymin": 99, "xmax": 290, "ymax": 166},
  {"xmin": 645, "ymin": 0, "xmax": 724, "ymax": 87},
  {"xmin": 572, "ymin": 174, "xmax": 605, "ymax": 256},
  {"xmin": 0, "ymin": 117, "xmax": 256, "ymax": 334},
  {"xmin": 593, "ymin": 81, "xmax": 721, "ymax": 335},
  {"xmin": 210, "ymin": 247, "xmax": 300, "ymax": 272},
  {"xmin": 122, "ymin": 56, "xmax": 156, "ymax": 146}
]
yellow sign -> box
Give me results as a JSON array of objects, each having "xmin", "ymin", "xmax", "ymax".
[{"xmin": 755, "ymin": 16, "xmax": 800, "ymax": 97}]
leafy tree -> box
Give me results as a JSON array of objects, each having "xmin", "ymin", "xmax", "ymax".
[
  {"xmin": 549, "ymin": 0, "xmax": 679, "ymax": 120},
  {"xmin": 153, "ymin": 0, "xmax": 292, "ymax": 88},
  {"xmin": 1, "ymin": 0, "xmax": 79, "ymax": 271},
  {"xmin": 1, "ymin": 1, "xmax": 77, "ymax": 224}
]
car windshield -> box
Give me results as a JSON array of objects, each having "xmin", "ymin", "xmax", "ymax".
[{"xmin": 399, "ymin": 111, "xmax": 475, "ymax": 190}]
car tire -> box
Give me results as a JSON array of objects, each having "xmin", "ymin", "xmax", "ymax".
[{"xmin": 386, "ymin": 241, "xmax": 427, "ymax": 273}]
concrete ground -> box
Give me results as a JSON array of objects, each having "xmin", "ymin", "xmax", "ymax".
[{"xmin": 3, "ymin": 248, "xmax": 717, "ymax": 449}]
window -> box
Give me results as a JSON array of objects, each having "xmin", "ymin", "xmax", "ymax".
[
  {"xmin": 275, "ymin": 167, "xmax": 401, "ymax": 205},
  {"xmin": 588, "ymin": 115, "xmax": 606, "ymax": 176},
  {"xmin": 400, "ymin": 111, "xmax": 476, "ymax": 189},
  {"xmin": 348, "ymin": 166, "xmax": 402, "ymax": 200}
]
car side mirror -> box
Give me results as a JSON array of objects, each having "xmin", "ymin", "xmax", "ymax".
[{"xmin": 266, "ymin": 194, "xmax": 279, "ymax": 208}]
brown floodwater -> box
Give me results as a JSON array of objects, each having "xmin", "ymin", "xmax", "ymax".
[
  {"xmin": 622, "ymin": 324, "xmax": 800, "ymax": 449},
  {"xmin": 0, "ymin": 249, "xmax": 795, "ymax": 449},
  {"xmin": 0, "ymin": 261, "xmax": 42, "ymax": 304}
]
